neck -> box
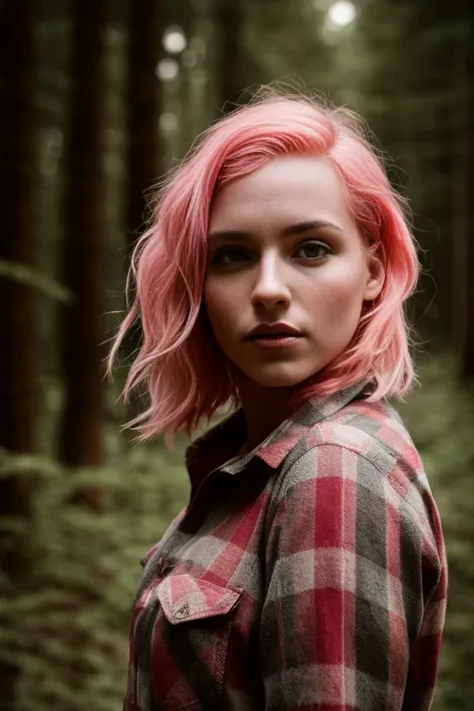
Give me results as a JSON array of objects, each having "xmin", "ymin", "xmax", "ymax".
[{"xmin": 237, "ymin": 378, "xmax": 303, "ymax": 453}]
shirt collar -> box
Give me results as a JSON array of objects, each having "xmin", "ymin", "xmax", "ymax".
[{"xmin": 185, "ymin": 380, "xmax": 370, "ymax": 486}]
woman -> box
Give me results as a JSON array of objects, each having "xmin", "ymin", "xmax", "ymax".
[{"xmin": 110, "ymin": 92, "xmax": 447, "ymax": 711}]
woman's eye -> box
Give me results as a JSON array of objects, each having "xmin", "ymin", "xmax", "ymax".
[
  {"xmin": 211, "ymin": 247, "xmax": 250, "ymax": 266},
  {"xmin": 295, "ymin": 241, "xmax": 330, "ymax": 260}
]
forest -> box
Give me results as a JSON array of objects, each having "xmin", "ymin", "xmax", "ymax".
[{"xmin": 0, "ymin": 0, "xmax": 473, "ymax": 709}]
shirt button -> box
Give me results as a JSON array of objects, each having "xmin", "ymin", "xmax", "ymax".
[{"xmin": 174, "ymin": 603, "xmax": 190, "ymax": 619}]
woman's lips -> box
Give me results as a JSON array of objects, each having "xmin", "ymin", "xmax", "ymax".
[{"xmin": 247, "ymin": 334, "xmax": 304, "ymax": 349}]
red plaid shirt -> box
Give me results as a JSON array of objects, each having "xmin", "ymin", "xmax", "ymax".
[{"xmin": 124, "ymin": 381, "xmax": 447, "ymax": 711}]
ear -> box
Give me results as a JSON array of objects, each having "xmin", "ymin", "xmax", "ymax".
[{"xmin": 363, "ymin": 250, "xmax": 385, "ymax": 301}]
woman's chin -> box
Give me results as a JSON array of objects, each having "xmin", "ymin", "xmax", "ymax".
[{"xmin": 238, "ymin": 365, "xmax": 318, "ymax": 390}]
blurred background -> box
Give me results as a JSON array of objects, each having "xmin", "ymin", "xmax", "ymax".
[{"xmin": 0, "ymin": 0, "xmax": 473, "ymax": 709}]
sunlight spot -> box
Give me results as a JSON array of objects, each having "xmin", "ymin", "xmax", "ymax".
[
  {"xmin": 328, "ymin": 1, "xmax": 356, "ymax": 27},
  {"xmin": 156, "ymin": 58, "xmax": 179, "ymax": 81},
  {"xmin": 159, "ymin": 113, "xmax": 178, "ymax": 134},
  {"xmin": 163, "ymin": 26, "xmax": 187, "ymax": 54}
]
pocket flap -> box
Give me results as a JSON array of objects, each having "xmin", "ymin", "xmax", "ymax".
[{"xmin": 157, "ymin": 574, "xmax": 241, "ymax": 625}]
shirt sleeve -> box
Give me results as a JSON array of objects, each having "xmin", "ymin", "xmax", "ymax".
[{"xmin": 259, "ymin": 443, "xmax": 446, "ymax": 711}]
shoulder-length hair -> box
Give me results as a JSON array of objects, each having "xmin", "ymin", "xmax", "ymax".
[{"xmin": 108, "ymin": 91, "xmax": 420, "ymax": 442}]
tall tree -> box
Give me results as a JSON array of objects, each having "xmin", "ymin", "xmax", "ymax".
[
  {"xmin": 123, "ymin": 0, "xmax": 162, "ymax": 414},
  {"xmin": 58, "ymin": 0, "xmax": 107, "ymax": 483},
  {"xmin": 213, "ymin": 0, "xmax": 247, "ymax": 112},
  {"xmin": 126, "ymin": 0, "xmax": 162, "ymax": 249},
  {"xmin": 0, "ymin": 0, "xmax": 39, "ymax": 704},
  {"xmin": 175, "ymin": 0, "xmax": 199, "ymax": 150}
]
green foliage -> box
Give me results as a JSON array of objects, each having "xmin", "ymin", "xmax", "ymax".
[{"xmin": 0, "ymin": 444, "xmax": 189, "ymax": 711}]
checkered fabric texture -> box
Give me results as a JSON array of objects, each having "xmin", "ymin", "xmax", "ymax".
[{"xmin": 124, "ymin": 381, "xmax": 447, "ymax": 711}]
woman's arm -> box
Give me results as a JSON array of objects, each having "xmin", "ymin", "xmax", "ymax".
[{"xmin": 260, "ymin": 443, "xmax": 446, "ymax": 711}]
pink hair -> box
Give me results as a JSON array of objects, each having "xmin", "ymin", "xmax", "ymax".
[{"xmin": 108, "ymin": 92, "xmax": 420, "ymax": 442}]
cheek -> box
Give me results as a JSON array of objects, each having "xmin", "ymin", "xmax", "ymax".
[
  {"xmin": 309, "ymin": 277, "xmax": 366, "ymax": 331},
  {"xmin": 329, "ymin": 280, "xmax": 362, "ymax": 308},
  {"xmin": 203, "ymin": 281, "xmax": 219, "ymax": 316},
  {"xmin": 319, "ymin": 262, "xmax": 368, "ymax": 308},
  {"xmin": 203, "ymin": 280, "xmax": 235, "ymax": 333}
]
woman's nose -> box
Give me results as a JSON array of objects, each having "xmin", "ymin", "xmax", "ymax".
[{"xmin": 250, "ymin": 256, "xmax": 291, "ymax": 310}]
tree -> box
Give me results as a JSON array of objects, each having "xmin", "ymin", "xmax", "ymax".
[
  {"xmin": 58, "ymin": 0, "xmax": 107, "ymax": 484},
  {"xmin": 126, "ymin": 0, "xmax": 163, "ymax": 250},
  {"xmin": 121, "ymin": 0, "xmax": 163, "ymax": 416},
  {"xmin": 213, "ymin": 0, "xmax": 248, "ymax": 112},
  {"xmin": 0, "ymin": 0, "xmax": 39, "ymax": 704}
]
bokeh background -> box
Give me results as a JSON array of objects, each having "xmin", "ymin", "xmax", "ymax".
[{"xmin": 1, "ymin": 0, "xmax": 473, "ymax": 709}]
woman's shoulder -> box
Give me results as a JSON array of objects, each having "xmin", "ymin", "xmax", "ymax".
[
  {"xmin": 269, "ymin": 396, "xmax": 446, "ymax": 573},
  {"xmin": 276, "ymin": 396, "xmax": 433, "ymax": 519},
  {"xmin": 319, "ymin": 397, "xmax": 422, "ymax": 472}
]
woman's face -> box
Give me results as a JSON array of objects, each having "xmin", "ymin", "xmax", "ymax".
[{"xmin": 204, "ymin": 155, "xmax": 384, "ymax": 390}]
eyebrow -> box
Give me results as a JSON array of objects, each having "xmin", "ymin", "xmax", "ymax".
[{"xmin": 207, "ymin": 220, "xmax": 343, "ymax": 242}]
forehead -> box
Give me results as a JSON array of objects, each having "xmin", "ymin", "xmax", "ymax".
[{"xmin": 209, "ymin": 155, "xmax": 355, "ymax": 232}]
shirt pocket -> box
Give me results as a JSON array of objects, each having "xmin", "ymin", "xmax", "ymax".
[{"xmin": 150, "ymin": 573, "xmax": 242, "ymax": 710}]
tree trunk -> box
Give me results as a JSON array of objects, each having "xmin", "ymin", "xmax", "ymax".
[
  {"xmin": 58, "ymin": 0, "xmax": 107, "ymax": 487},
  {"xmin": 124, "ymin": 0, "xmax": 162, "ymax": 415},
  {"xmin": 178, "ymin": 2, "xmax": 197, "ymax": 151},
  {"xmin": 214, "ymin": 0, "xmax": 247, "ymax": 113},
  {"xmin": 0, "ymin": 0, "xmax": 39, "ymax": 705},
  {"xmin": 127, "ymin": 0, "xmax": 162, "ymax": 248}
]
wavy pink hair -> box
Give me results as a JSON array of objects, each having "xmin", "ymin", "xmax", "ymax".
[{"xmin": 108, "ymin": 93, "xmax": 420, "ymax": 442}]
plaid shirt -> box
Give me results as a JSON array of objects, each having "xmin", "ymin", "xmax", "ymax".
[{"xmin": 124, "ymin": 381, "xmax": 447, "ymax": 711}]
